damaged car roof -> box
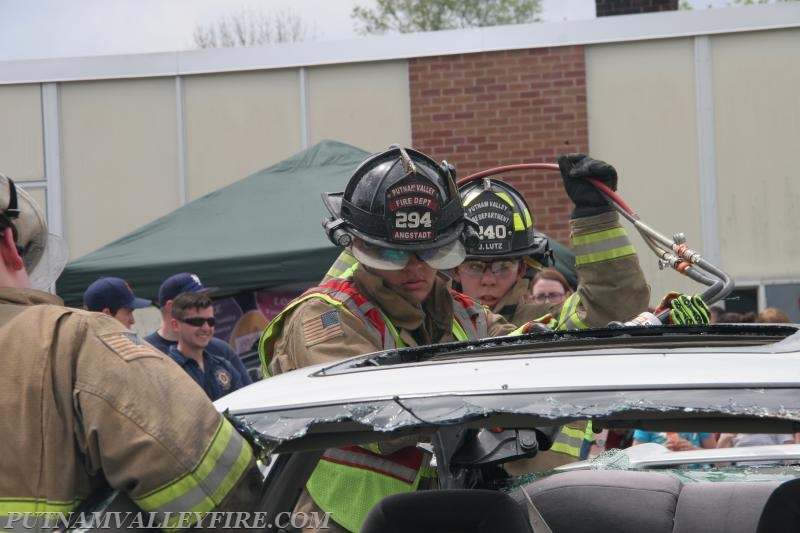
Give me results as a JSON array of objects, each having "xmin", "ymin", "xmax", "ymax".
[{"xmin": 215, "ymin": 324, "xmax": 800, "ymax": 454}]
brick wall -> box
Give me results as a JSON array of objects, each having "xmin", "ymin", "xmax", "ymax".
[
  {"xmin": 595, "ymin": 0, "xmax": 678, "ymax": 17},
  {"xmin": 409, "ymin": 46, "xmax": 588, "ymax": 244}
]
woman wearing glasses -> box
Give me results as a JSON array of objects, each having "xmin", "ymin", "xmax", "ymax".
[{"xmin": 527, "ymin": 267, "xmax": 573, "ymax": 315}]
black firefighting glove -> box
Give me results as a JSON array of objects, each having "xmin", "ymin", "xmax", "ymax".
[
  {"xmin": 655, "ymin": 292, "xmax": 711, "ymax": 325},
  {"xmin": 557, "ymin": 153, "xmax": 618, "ymax": 218}
]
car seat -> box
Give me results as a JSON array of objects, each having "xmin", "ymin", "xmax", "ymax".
[{"xmin": 360, "ymin": 489, "xmax": 534, "ymax": 533}]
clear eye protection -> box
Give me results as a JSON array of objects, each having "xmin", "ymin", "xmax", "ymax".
[
  {"xmin": 26, "ymin": 233, "xmax": 69, "ymax": 291},
  {"xmin": 352, "ymin": 238, "xmax": 466, "ymax": 271}
]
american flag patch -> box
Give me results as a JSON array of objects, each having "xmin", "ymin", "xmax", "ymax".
[
  {"xmin": 303, "ymin": 309, "xmax": 343, "ymax": 347},
  {"xmin": 100, "ymin": 332, "xmax": 159, "ymax": 361}
]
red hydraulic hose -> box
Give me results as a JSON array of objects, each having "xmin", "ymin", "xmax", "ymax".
[{"xmin": 457, "ymin": 162, "xmax": 733, "ymax": 309}]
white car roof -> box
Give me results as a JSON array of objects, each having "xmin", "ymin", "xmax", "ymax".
[{"xmin": 216, "ymin": 324, "xmax": 800, "ymax": 452}]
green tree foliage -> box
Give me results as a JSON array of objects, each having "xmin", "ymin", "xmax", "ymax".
[
  {"xmin": 351, "ymin": 0, "xmax": 542, "ymax": 35},
  {"xmin": 193, "ymin": 8, "xmax": 308, "ymax": 49}
]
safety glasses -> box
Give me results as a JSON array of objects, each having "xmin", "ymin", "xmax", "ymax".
[
  {"xmin": 179, "ymin": 316, "xmax": 216, "ymax": 327},
  {"xmin": 530, "ymin": 291, "xmax": 567, "ymax": 304},
  {"xmin": 352, "ymin": 238, "xmax": 466, "ymax": 271},
  {"xmin": 458, "ymin": 259, "xmax": 520, "ymax": 278}
]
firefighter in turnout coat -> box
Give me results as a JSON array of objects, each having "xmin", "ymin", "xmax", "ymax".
[{"xmin": 0, "ymin": 172, "xmax": 261, "ymax": 531}]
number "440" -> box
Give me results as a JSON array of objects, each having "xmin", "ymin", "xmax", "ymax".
[{"xmin": 478, "ymin": 225, "xmax": 508, "ymax": 239}]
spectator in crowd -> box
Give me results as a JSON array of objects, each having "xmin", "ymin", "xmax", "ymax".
[
  {"xmin": 145, "ymin": 272, "xmax": 252, "ymax": 385},
  {"xmin": 82, "ymin": 276, "xmax": 151, "ymax": 328},
  {"xmin": 526, "ymin": 267, "xmax": 574, "ymax": 312},
  {"xmin": 632, "ymin": 430, "xmax": 717, "ymax": 452},
  {"xmin": 168, "ymin": 292, "xmax": 248, "ymax": 400},
  {"xmin": 756, "ymin": 307, "xmax": 791, "ymax": 323},
  {"xmin": 709, "ymin": 305, "xmax": 724, "ymax": 324},
  {"xmin": 717, "ymin": 310, "xmax": 757, "ymax": 323},
  {"xmin": 717, "ymin": 432, "xmax": 794, "ymax": 466}
]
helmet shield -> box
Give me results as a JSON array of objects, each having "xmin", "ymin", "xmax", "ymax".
[
  {"xmin": 27, "ymin": 233, "xmax": 69, "ymax": 290},
  {"xmin": 460, "ymin": 178, "xmax": 548, "ymax": 261},
  {"xmin": 384, "ymin": 172, "xmax": 441, "ymax": 244},
  {"xmin": 0, "ymin": 173, "xmax": 68, "ymax": 288},
  {"xmin": 352, "ymin": 238, "xmax": 466, "ymax": 271},
  {"xmin": 462, "ymin": 189, "xmax": 515, "ymax": 255}
]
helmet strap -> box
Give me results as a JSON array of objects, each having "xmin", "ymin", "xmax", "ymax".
[{"xmin": 0, "ymin": 177, "xmax": 20, "ymax": 244}]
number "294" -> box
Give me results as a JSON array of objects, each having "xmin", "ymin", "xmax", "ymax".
[{"xmin": 395, "ymin": 211, "xmax": 432, "ymax": 228}]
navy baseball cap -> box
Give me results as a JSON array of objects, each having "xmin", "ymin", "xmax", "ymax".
[
  {"xmin": 83, "ymin": 277, "xmax": 152, "ymax": 311},
  {"xmin": 158, "ymin": 272, "xmax": 217, "ymax": 306}
]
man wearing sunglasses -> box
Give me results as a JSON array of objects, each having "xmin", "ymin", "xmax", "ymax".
[
  {"xmin": 145, "ymin": 272, "xmax": 252, "ymax": 386},
  {"xmin": 169, "ymin": 291, "xmax": 247, "ymax": 401}
]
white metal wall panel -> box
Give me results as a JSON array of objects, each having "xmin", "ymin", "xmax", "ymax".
[
  {"xmin": 59, "ymin": 78, "xmax": 179, "ymax": 259},
  {"xmin": 0, "ymin": 84, "xmax": 43, "ymax": 181},
  {"xmin": 712, "ymin": 28, "xmax": 800, "ymax": 280},
  {"xmin": 586, "ymin": 38, "xmax": 702, "ymax": 305},
  {"xmin": 307, "ymin": 61, "xmax": 412, "ymax": 152},
  {"xmin": 182, "ymin": 70, "xmax": 302, "ymax": 201}
]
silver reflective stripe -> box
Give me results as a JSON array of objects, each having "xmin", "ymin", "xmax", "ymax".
[
  {"xmin": 148, "ymin": 426, "xmax": 245, "ymax": 516},
  {"xmin": 322, "ymin": 448, "xmax": 417, "ymax": 484},
  {"xmin": 572, "ymin": 234, "xmax": 631, "ymax": 258},
  {"xmin": 452, "ymin": 301, "xmax": 488, "ymax": 340}
]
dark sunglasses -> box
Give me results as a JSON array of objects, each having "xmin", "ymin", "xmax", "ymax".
[{"xmin": 179, "ymin": 317, "xmax": 216, "ymax": 327}]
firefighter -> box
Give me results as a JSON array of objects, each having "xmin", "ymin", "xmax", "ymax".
[
  {"xmin": 0, "ymin": 172, "xmax": 261, "ymax": 530},
  {"xmin": 454, "ymin": 162, "xmax": 655, "ymax": 471},
  {"xmin": 454, "ymin": 177, "xmax": 560, "ymax": 324},
  {"xmin": 259, "ymin": 145, "xmax": 519, "ymax": 532}
]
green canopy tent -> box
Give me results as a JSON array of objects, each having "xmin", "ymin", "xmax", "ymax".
[
  {"xmin": 57, "ymin": 140, "xmax": 576, "ymax": 306},
  {"xmin": 57, "ymin": 140, "xmax": 371, "ymax": 306}
]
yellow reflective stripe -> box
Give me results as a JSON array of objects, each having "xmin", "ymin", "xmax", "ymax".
[
  {"xmin": 495, "ymin": 191, "xmax": 514, "ymax": 207},
  {"xmin": 571, "ymin": 226, "xmax": 626, "ymax": 247},
  {"xmin": 513, "ymin": 212, "xmax": 525, "ymax": 231},
  {"xmin": 557, "ymin": 294, "xmax": 588, "ymax": 331},
  {"xmin": 419, "ymin": 465, "xmax": 438, "ymax": 478},
  {"xmin": 323, "ymin": 250, "xmax": 359, "ymax": 280},
  {"xmin": 322, "ymin": 449, "xmax": 418, "ymax": 484},
  {"xmin": 307, "ymin": 457, "xmax": 423, "ymax": 533},
  {"xmin": 0, "ymin": 499, "xmax": 79, "ymax": 514},
  {"xmin": 584, "ymin": 421, "xmax": 594, "ymax": 442},
  {"xmin": 550, "ymin": 441, "xmax": 582, "ymax": 457},
  {"xmin": 523, "ymin": 206, "xmax": 533, "ymax": 228},
  {"xmin": 377, "ymin": 308, "xmax": 404, "ymax": 348},
  {"xmin": 364, "ymin": 443, "xmax": 382, "ymax": 454},
  {"xmin": 451, "ymin": 319, "xmax": 468, "ymax": 341},
  {"xmin": 572, "ymin": 227, "xmax": 635, "ymax": 266},
  {"xmin": 133, "ymin": 419, "xmax": 252, "ymax": 531},
  {"xmin": 550, "ymin": 426, "xmax": 585, "ymax": 458},
  {"xmin": 575, "ymin": 244, "xmax": 636, "ymax": 266}
]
